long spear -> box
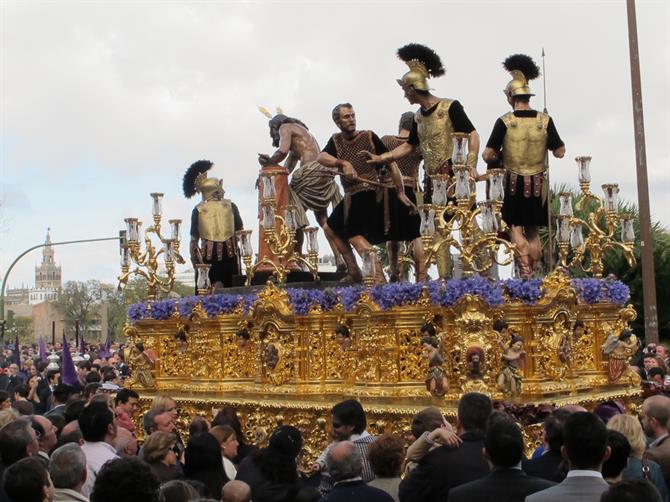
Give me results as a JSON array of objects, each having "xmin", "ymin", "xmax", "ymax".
[{"xmin": 542, "ymin": 48, "xmax": 555, "ymax": 271}]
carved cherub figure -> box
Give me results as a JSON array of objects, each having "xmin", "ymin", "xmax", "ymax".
[
  {"xmin": 497, "ymin": 336, "xmax": 525, "ymax": 396},
  {"xmin": 422, "ymin": 336, "xmax": 449, "ymax": 397},
  {"xmin": 602, "ymin": 328, "xmax": 638, "ymax": 383}
]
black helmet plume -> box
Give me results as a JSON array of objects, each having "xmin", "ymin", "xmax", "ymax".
[
  {"xmin": 182, "ymin": 159, "xmax": 213, "ymax": 198},
  {"xmin": 397, "ymin": 43, "xmax": 445, "ymax": 77},
  {"xmin": 502, "ymin": 54, "xmax": 540, "ymax": 81}
]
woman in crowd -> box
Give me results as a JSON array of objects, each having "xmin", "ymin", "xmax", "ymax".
[
  {"xmin": 607, "ymin": 414, "xmax": 669, "ymax": 501},
  {"xmin": 209, "ymin": 424, "xmax": 239, "ymax": 480},
  {"xmin": 236, "ymin": 425, "xmax": 303, "ymax": 502},
  {"xmin": 212, "ymin": 406, "xmax": 257, "ymax": 464},
  {"xmin": 367, "ymin": 433, "xmax": 405, "ymax": 501},
  {"xmin": 184, "ymin": 431, "xmax": 229, "ymax": 499},
  {"xmin": 143, "ymin": 431, "xmax": 183, "ymax": 483}
]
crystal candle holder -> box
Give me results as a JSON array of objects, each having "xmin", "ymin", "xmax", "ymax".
[
  {"xmin": 487, "ymin": 169, "xmax": 505, "ymax": 202},
  {"xmin": 283, "ymin": 205, "xmax": 297, "ymax": 233},
  {"xmin": 621, "ymin": 216, "xmax": 635, "ymax": 243},
  {"xmin": 559, "ymin": 193, "xmax": 573, "ymax": 217},
  {"xmin": 261, "ymin": 203, "xmax": 276, "ymax": 231},
  {"xmin": 570, "ymin": 222, "xmax": 584, "ymax": 249},
  {"xmin": 557, "ymin": 216, "xmax": 572, "ymax": 243},
  {"xmin": 361, "ymin": 250, "xmax": 376, "ymax": 281},
  {"xmin": 168, "ymin": 219, "xmax": 181, "ymax": 241},
  {"xmin": 195, "ymin": 264, "xmax": 211, "ymax": 293},
  {"xmin": 261, "ymin": 175, "xmax": 276, "ymax": 201},
  {"xmin": 431, "ymin": 175, "xmax": 449, "ymax": 207},
  {"xmin": 478, "ymin": 202, "xmax": 498, "ymax": 234},
  {"xmin": 602, "ymin": 184, "xmax": 619, "ymax": 212},
  {"xmin": 453, "ymin": 166, "xmax": 471, "ymax": 200},
  {"xmin": 150, "ymin": 192, "xmax": 164, "ymax": 218},
  {"xmin": 575, "ymin": 156, "xmax": 592, "ymax": 184},
  {"xmin": 451, "ymin": 133, "xmax": 469, "ymax": 166},
  {"xmin": 236, "ymin": 230, "xmax": 254, "ymax": 258},
  {"xmin": 124, "ymin": 218, "xmax": 139, "ymax": 243},
  {"xmin": 419, "ymin": 205, "xmax": 436, "ymax": 237},
  {"xmin": 305, "ymin": 227, "xmax": 319, "ymax": 254}
]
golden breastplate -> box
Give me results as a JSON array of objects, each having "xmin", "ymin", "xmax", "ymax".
[
  {"xmin": 415, "ymin": 100, "xmax": 454, "ymax": 175},
  {"xmin": 502, "ymin": 112, "xmax": 549, "ymax": 176},
  {"xmin": 196, "ymin": 199, "xmax": 235, "ymax": 242}
]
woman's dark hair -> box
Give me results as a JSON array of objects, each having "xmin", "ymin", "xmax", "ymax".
[
  {"xmin": 368, "ymin": 433, "xmax": 405, "ymax": 477},
  {"xmin": 184, "ymin": 432, "xmax": 228, "ymax": 498},
  {"xmin": 212, "ymin": 406, "xmax": 246, "ymax": 445},
  {"xmin": 252, "ymin": 426, "xmax": 302, "ymax": 485}
]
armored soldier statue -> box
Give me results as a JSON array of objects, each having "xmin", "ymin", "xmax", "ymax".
[
  {"xmin": 317, "ymin": 103, "xmax": 417, "ymax": 283},
  {"xmin": 183, "ymin": 160, "xmax": 244, "ymax": 289},
  {"xmin": 381, "ymin": 112, "xmax": 426, "ymax": 281},
  {"xmin": 362, "ymin": 43, "xmax": 481, "ymax": 279},
  {"xmin": 258, "ymin": 109, "xmax": 344, "ymax": 269},
  {"xmin": 482, "ymin": 54, "xmax": 565, "ymax": 278}
]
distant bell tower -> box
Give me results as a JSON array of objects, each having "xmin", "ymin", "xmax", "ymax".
[{"xmin": 30, "ymin": 228, "xmax": 62, "ymax": 304}]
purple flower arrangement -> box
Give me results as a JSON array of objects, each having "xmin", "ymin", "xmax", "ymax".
[
  {"xmin": 126, "ymin": 276, "xmax": 630, "ymax": 321},
  {"xmin": 572, "ymin": 277, "xmax": 629, "ymax": 305},
  {"xmin": 502, "ymin": 278, "xmax": 544, "ymax": 305}
]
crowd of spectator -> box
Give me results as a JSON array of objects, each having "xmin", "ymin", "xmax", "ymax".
[{"xmin": 1, "ymin": 341, "xmax": 670, "ymax": 502}]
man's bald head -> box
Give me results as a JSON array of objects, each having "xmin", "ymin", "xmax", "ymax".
[
  {"xmin": 222, "ymin": 480, "xmax": 251, "ymax": 502},
  {"xmin": 642, "ymin": 395, "xmax": 670, "ymax": 439},
  {"xmin": 326, "ymin": 440, "xmax": 362, "ymax": 481},
  {"xmin": 114, "ymin": 427, "xmax": 138, "ymax": 457}
]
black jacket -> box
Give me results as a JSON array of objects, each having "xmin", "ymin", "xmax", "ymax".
[
  {"xmin": 447, "ymin": 468, "xmax": 556, "ymax": 502},
  {"xmin": 521, "ymin": 450, "xmax": 567, "ymax": 483},
  {"xmin": 398, "ymin": 431, "xmax": 490, "ymax": 502}
]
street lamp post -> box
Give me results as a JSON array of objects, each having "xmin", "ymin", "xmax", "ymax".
[{"xmin": 0, "ymin": 236, "xmax": 122, "ymax": 343}]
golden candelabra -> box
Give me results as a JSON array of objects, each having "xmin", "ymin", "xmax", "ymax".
[
  {"xmin": 118, "ymin": 193, "xmax": 186, "ymax": 300},
  {"xmin": 556, "ymin": 156, "xmax": 636, "ymax": 277},
  {"xmin": 242, "ymin": 173, "xmax": 319, "ymax": 286},
  {"xmin": 418, "ymin": 134, "xmax": 515, "ymax": 277}
]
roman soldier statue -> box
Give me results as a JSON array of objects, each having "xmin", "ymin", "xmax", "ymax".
[
  {"xmin": 482, "ymin": 54, "xmax": 565, "ymax": 278},
  {"xmin": 362, "ymin": 43, "xmax": 481, "ymax": 278},
  {"xmin": 183, "ymin": 160, "xmax": 244, "ymax": 289}
]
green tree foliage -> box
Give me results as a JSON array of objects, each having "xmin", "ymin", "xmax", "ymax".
[
  {"xmin": 544, "ymin": 185, "xmax": 670, "ymax": 340},
  {"xmin": 54, "ymin": 280, "xmax": 102, "ymax": 335},
  {"xmin": 5, "ymin": 310, "xmax": 33, "ymax": 343}
]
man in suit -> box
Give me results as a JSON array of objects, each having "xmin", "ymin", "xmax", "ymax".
[
  {"xmin": 321, "ymin": 441, "xmax": 393, "ymax": 502},
  {"xmin": 525, "ymin": 412, "xmax": 611, "ymax": 502},
  {"xmin": 399, "ymin": 392, "xmax": 492, "ymax": 502},
  {"xmin": 643, "ymin": 395, "xmax": 670, "ymax": 486},
  {"xmin": 448, "ymin": 414, "xmax": 554, "ymax": 502},
  {"xmin": 522, "ymin": 409, "xmax": 571, "ymax": 482}
]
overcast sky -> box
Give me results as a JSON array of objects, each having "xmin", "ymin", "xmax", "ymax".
[{"xmin": 1, "ymin": 0, "xmax": 668, "ymax": 288}]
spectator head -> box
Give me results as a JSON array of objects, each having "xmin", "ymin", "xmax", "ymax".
[
  {"xmin": 49, "ymin": 443, "xmax": 87, "ymax": 491},
  {"xmin": 326, "ymin": 440, "xmax": 362, "ymax": 482},
  {"xmin": 189, "ymin": 416, "xmax": 211, "ymax": 437},
  {"xmin": 47, "ymin": 414, "xmax": 66, "ymax": 438},
  {"xmin": 143, "ymin": 431, "xmax": 177, "ymax": 464},
  {"xmin": 209, "ymin": 425, "xmax": 238, "ymax": 461},
  {"xmin": 211, "ymin": 406, "xmax": 246, "ymax": 445},
  {"xmin": 46, "ymin": 369, "xmax": 60, "ymax": 386},
  {"xmin": 601, "ymin": 478, "xmax": 662, "ymax": 502},
  {"xmin": 601, "ymin": 430, "xmax": 631, "ymax": 483},
  {"xmin": 3, "ymin": 456, "xmax": 53, "ymax": 502},
  {"xmin": 648, "ymin": 367, "xmax": 666, "ymax": 385},
  {"xmin": 410, "ymin": 407, "xmax": 443, "ymax": 439},
  {"xmin": 142, "ymin": 409, "xmax": 159, "ymax": 435},
  {"xmin": 52, "ymin": 383, "xmax": 75, "ymax": 406},
  {"xmin": 150, "ymin": 395, "xmax": 178, "ymax": 421},
  {"xmin": 102, "ymin": 368, "xmax": 118, "ymax": 384},
  {"xmin": 368, "ymin": 433, "xmax": 405, "ymax": 478},
  {"xmin": 13, "ymin": 398, "xmax": 34, "ymax": 416},
  {"xmin": 14, "ymin": 383, "xmax": 28, "ymax": 399},
  {"xmin": 114, "ymin": 426, "xmax": 138, "ymax": 457},
  {"xmin": 154, "ymin": 412, "xmax": 175, "ymax": 433},
  {"xmin": 64, "ymin": 397, "xmax": 86, "ymax": 423},
  {"xmin": 563, "ymin": 412, "xmax": 610, "ymax": 471},
  {"xmin": 331, "ymin": 399, "xmax": 366, "ymax": 440},
  {"xmin": 89, "ymin": 393, "xmax": 114, "ymax": 409},
  {"xmin": 484, "ymin": 414, "xmax": 524, "ymax": 468},
  {"xmin": 31, "ymin": 414, "xmax": 58, "ymax": 454},
  {"xmin": 594, "ymin": 400, "xmax": 625, "ymax": 425},
  {"xmin": 0, "ymin": 417, "xmax": 40, "ymax": 465},
  {"xmin": 657, "ymin": 344, "xmax": 669, "ymax": 360},
  {"xmin": 641, "ymin": 395, "xmax": 670, "ymax": 439},
  {"xmin": 90, "ymin": 457, "xmax": 160, "ymax": 502},
  {"xmin": 268, "ymin": 425, "xmax": 302, "ymax": 459},
  {"xmin": 184, "ymin": 432, "xmax": 227, "ymax": 499},
  {"xmin": 644, "ymin": 355, "xmax": 660, "ymax": 371},
  {"xmin": 0, "ymin": 408, "xmax": 19, "ymax": 429},
  {"xmin": 0, "ymin": 390, "xmax": 11, "ymax": 410},
  {"xmin": 78, "ymin": 402, "xmax": 117, "ymax": 443},
  {"xmin": 77, "ymin": 359, "xmax": 91, "ymax": 375},
  {"xmin": 457, "ymin": 392, "xmax": 492, "ymax": 433},
  {"xmin": 543, "ymin": 408, "xmax": 571, "ymax": 452},
  {"xmin": 114, "ymin": 389, "xmax": 139, "ymax": 415},
  {"xmin": 221, "ymin": 480, "xmax": 252, "ymax": 502},
  {"xmin": 607, "ymin": 414, "xmax": 647, "ymax": 458},
  {"xmin": 83, "ymin": 382, "xmax": 101, "ymax": 401},
  {"xmin": 158, "ymin": 480, "xmax": 201, "ymax": 502},
  {"xmin": 85, "ymin": 371, "xmax": 102, "ymax": 384},
  {"xmin": 57, "ymin": 420, "xmax": 83, "ymax": 447}
]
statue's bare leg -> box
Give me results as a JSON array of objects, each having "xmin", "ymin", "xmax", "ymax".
[
  {"xmin": 525, "ymin": 226, "xmax": 542, "ymax": 272},
  {"xmin": 323, "ymin": 223, "xmax": 361, "ymax": 283},
  {"xmin": 510, "ymin": 225, "xmax": 532, "ymax": 278},
  {"xmin": 387, "ymin": 241, "xmax": 400, "ymax": 282},
  {"xmin": 315, "ymin": 210, "xmax": 344, "ymax": 271},
  {"xmin": 349, "ymin": 235, "xmax": 386, "ymax": 284},
  {"xmin": 412, "ymin": 237, "xmax": 426, "ymax": 282}
]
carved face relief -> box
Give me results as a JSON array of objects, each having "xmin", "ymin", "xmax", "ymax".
[{"xmin": 264, "ymin": 344, "xmax": 279, "ymax": 370}]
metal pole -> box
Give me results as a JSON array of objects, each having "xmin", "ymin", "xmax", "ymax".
[
  {"xmin": 0, "ymin": 237, "xmax": 121, "ymax": 342},
  {"xmin": 542, "ymin": 48, "xmax": 554, "ymax": 271},
  {"xmin": 626, "ymin": 0, "xmax": 658, "ymax": 342}
]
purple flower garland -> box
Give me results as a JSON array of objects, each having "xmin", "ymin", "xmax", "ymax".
[{"xmin": 127, "ymin": 277, "xmax": 630, "ymax": 321}]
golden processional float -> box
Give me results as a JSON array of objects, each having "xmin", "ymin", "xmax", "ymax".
[{"xmin": 118, "ymin": 139, "xmax": 640, "ymax": 462}]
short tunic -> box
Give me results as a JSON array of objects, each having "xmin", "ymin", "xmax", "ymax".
[{"xmin": 486, "ymin": 109, "xmax": 564, "ymax": 227}]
